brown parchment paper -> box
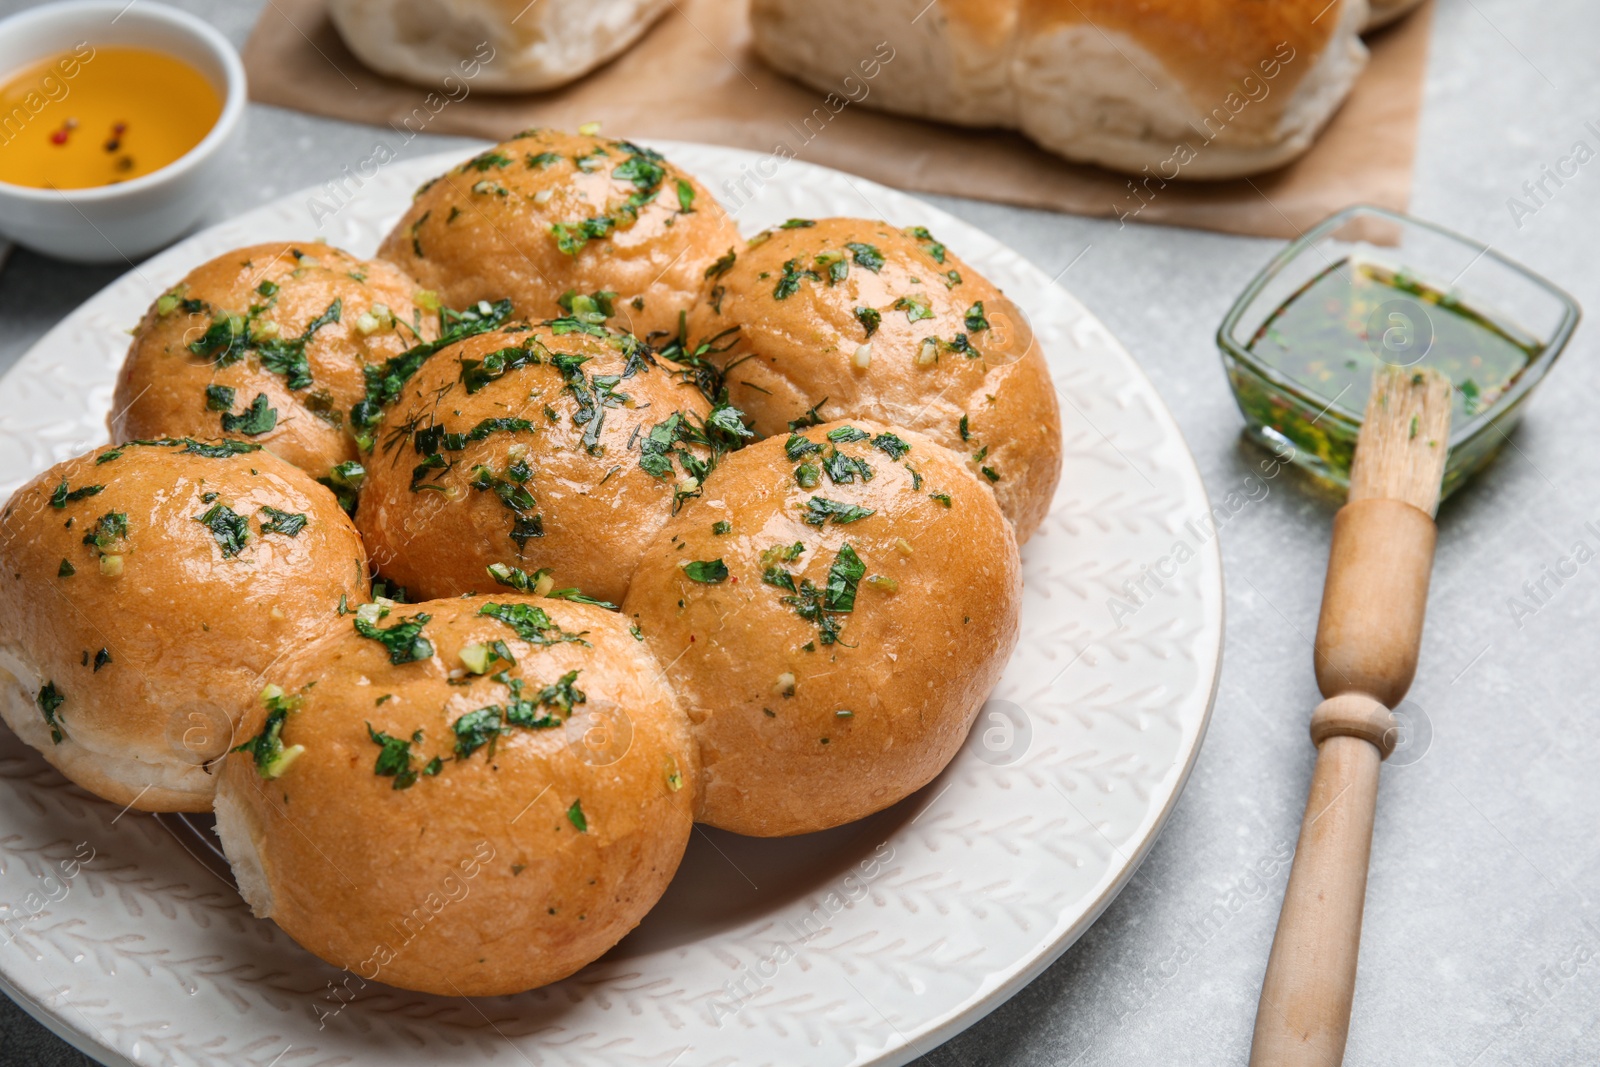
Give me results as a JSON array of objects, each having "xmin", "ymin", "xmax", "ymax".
[{"xmin": 242, "ymin": 0, "xmax": 1433, "ymax": 239}]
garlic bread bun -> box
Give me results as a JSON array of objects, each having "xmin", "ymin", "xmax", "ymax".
[
  {"xmin": 621, "ymin": 419, "xmax": 1020, "ymax": 837},
  {"xmin": 0, "ymin": 439, "xmax": 370, "ymax": 812},
  {"xmin": 377, "ymin": 132, "xmax": 740, "ymax": 340},
  {"xmin": 683, "ymin": 217, "xmax": 1061, "ymax": 542},
  {"xmin": 112, "ymin": 242, "xmax": 439, "ymax": 480},
  {"xmin": 357, "ymin": 320, "xmax": 736, "ymax": 605},
  {"xmin": 214, "ymin": 596, "xmax": 696, "ymax": 996}
]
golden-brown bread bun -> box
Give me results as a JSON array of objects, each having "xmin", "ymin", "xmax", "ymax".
[
  {"xmin": 214, "ymin": 596, "xmax": 696, "ymax": 996},
  {"xmin": 621, "ymin": 418, "xmax": 1020, "ymax": 837},
  {"xmin": 377, "ymin": 132, "xmax": 740, "ymax": 340},
  {"xmin": 328, "ymin": 0, "xmax": 670, "ymax": 93},
  {"xmin": 751, "ymin": 0, "xmax": 1371, "ymax": 179},
  {"xmin": 357, "ymin": 320, "xmax": 731, "ymax": 605},
  {"xmin": 0, "ymin": 440, "xmax": 370, "ymax": 812},
  {"xmin": 111, "ymin": 242, "xmax": 440, "ymax": 481},
  {"xmin": 683, "ymin": 217, "xmax": 1061, "ymax": 542}
]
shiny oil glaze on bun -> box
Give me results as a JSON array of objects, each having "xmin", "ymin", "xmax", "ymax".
[
  {"xmin": 684, "ymin": 217, "xmax": 1061, "ymax": 542},
  {"xmin": 356, "ymin": 318, "xmax": 750, "ymax": 605},
  {"xmin": 0, "ymin": 439, "xmax": 370, "ymax": 812},
  {"xmin": 378, "ymin": 130, "xmax": 740, "ymax": 340},
  {"xmin": 622, "ymin": 418, "xmax": 1021, "ymax": 837},
  {"xmin": 215, "ymin": 596, "xmax": 696, "ymax": 997}
]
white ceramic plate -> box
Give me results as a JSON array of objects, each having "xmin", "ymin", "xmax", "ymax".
[{"xmin": 0, "ymin": 144, "xmax": 1222, "ymax": 1067}]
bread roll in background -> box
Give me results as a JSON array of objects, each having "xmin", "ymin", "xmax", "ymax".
[
  {"xmin": 752, "ymin": 0, "xmax": 1373, "ymax": 179},
  {"xmin": 684, "ymin": 217, "xmax": 1060, "ymax": 542},
  {"xmin": 0, "ymin": 440, "xmax": 369, "ymax": 812},
  {"xmin": 622, "ymin": 419, "xmax": 1021, "ymax": 837},
  {"xmin": 112, "ymin": 242, "xmax": 438, "ymax": 481},
  {"xmin": 356, "ymin": 321, "xmax": 726, "ymax": 605},
  {"xmin": 328, "ymin": 0, "xmax": 670, "ymax": 92},
  {"xmin": 378, "ymin": 132, "xmax": 740, "ymax": 340},
  {"xmin": 215, "ymin": 596, "xmax": 696, "ymax": 996}
]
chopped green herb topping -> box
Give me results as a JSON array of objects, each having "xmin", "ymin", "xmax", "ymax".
[
  {"xmin": 684, "ymin": 559, "xmax": 729, "ymax": 583},
  {"xmin": 676, "ymin": 179, "xmax": 696, "ymax": 213},
  {"xmin": 930, "ymin": 491, "xmax": 953, "ymax": 507},
  {"xmin": 893, "ymin": 295, "xmax": 934, "ymax": 323},
  {"xmin": 854, "ymin": 306, "xmax": 881, "ymax": 338},
  {"xmin": 221, "ymin": 393, "xmax": 278, "ymax": 436},
  {"xmin": 705, "ymin": 248, "xmax": 737, "ymax": 279},
  {"xmin": 550, "ymin": 142, "xmax": 666, "ymax": 254},
  {"xmin": 92, "ymin": 648, "xmax": 112, "ymax": 672},
  {"xmin": 774, "ymin": 258, "xmax": 821, "ymax": 300},
  {"xmin": 195, "ymin": 502, "xmax": 249, "ymax": 558},
  {"xmin": 57, "ymin": 559, "xmax": 75, "ymax": 577},
  {"xmin": 353, "ymin": 608, "xmax": 434, "ymax": 664},
  {"xmin": 232, "ymin": 685, "xmax": 304, "ymax": 778},
  {"xmin": 712, "ymin": 520, "xmax": 732, "ymax": 535},
  {"xmin": 846, "ymin": 242, "xmax": 884, "ymax": 272},
  {"xmin": 205, "ymin": 384, "xmax": 236, "ymax": 412},
  {"xmin": 464, "ymin": 149, "xmax": 512, "ymax": 172},
  {"xmin": 826, "ymin": 426, "xmax": 869, "ymax": 443},
  {"xmin": 801, "ymin": 497, "xmax": 876, "ymax": 526},
  {"xmin": 779, "ymin": 218, "xmax": 816, "ymax": 229},
  {"xmin": 259, "ymin": 506, "xmax": 307, "ymax": 537},
  {"xmin": 824, "ymin": 543, "xmax": 865, "ymax": 612},
  {"xmin": 48, "ymin": 479, "xmax": 103, "ymax": 509},
  {"xmin": 905, "ymin": 225, "xmax": 947, "ymax": 263},
  {"xmin": 785, "ymin": 433, "xmax": 822, "ymax": 461},
  {"xmin": 460, "ymin": 338, "xmax": 550, "ymax": 393},
  {"xmin": 788, "ymin": 399, "xmax": 828, "ymax": 430},
  {"xmin": 367, "ymin": 723, "xmax": 441, "ymax": 789},
  {"xmin": 871, "ymin": 432, "xmax": 909, "ymax": 459},
  {"xmin": 821, "ymin": 448, "xmax": 873, "ymax": 485},
  {"xmin": 451, "ymin": 668, "xmax": 588, "ymax": 759},
  {"xmin": 477, "ymin": 601, "xmax": 588, "ymax": 646},
  {"xmin": 351, "ymin": 298, "xmax": 513, "ymax": 438},
  {"xmin": 37, "ymin": 682, "xmax": 64, "ymax": 744},
  {"xmin": 567, "ymin": 798, "xmax": 588, "ymax": 832},
  {"xmin": 964, "ymin": 301, "xmax": 990, "ymax": 333},
  {"xmin": 82, "ymin": 511, "xmax": 129, "ymax": 553}
]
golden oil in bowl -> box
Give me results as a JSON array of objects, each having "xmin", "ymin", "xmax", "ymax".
[{"xmin": 0, "ymin": 45, "xmax": 221, "ymax": 189}]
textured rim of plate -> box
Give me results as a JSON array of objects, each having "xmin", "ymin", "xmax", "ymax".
[{"xmin": 0, "ymin": 143, "xmax": 1223, "ymax": 1067}]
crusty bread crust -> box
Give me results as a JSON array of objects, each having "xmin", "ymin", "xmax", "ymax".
[
  {"xmin": 685, "ymin": 217, "xmax": 1060, "ymax": 542},
  {"xmin": 215, "ymin": 597, "xmax": 696, "ymax": 996},
  {"xmin": 752, "ymin": 0, "xmax": 1372, "ymax": 179},
  {"xmin": 0, "ymin": 441, "xmax": 370, "ymax": 812},
  {"xmin": 328, "ymin": 0, "xmax": 671, "ymax": 93},
  {"xmin": 377, "ymin": 131, "xmax": 740, "ymax": 341},
  {"xmin": 356, "ymin": 322, "xmax": 714, "ymax": 604},
  {"xmin": 113, "ymin": 242, "xmax": 435, "ymax": 481},
  {"xmin": 622, "ymin": 419, "xmax": 1021, "ymax": 837}
]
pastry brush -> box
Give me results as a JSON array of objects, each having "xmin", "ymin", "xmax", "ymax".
[{"xmin": 1249, "ymin": 364, "xmax": 1452, "ymax": 1066}]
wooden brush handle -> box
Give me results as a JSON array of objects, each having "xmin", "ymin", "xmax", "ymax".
[
  {"xmin": 1251, "ymin": 498, "xmax": 1433, "ymax": 1067},
  {"xmin": 1250, "ymin": 696, "xmax": 1394, "ymax": 1067}
]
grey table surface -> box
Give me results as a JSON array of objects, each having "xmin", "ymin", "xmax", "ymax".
[{"xmin": 2, "ymin": 1, "xmax": 1598, "ymax": 1064}]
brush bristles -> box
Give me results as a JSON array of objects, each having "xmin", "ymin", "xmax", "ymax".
[{"xmin": 1348, "ymin": 365, "xmax": 1452, "ymax": 516}]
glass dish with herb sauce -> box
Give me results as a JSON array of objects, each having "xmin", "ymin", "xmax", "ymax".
[{"xmin": 1220, "ymin": 206, "xmax": 1580, "ymax": 500}]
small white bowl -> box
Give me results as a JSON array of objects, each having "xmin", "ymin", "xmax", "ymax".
[{"xmin": 0, "ymin": 1, "xmax": 247, "ymax": 263}]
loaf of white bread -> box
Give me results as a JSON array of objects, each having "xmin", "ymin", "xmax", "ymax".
[
  {"xmin": 328, "ymin": 0, "xmax": 669, "ymax": 91},
  {"xmin": 752, "ymin": 0, "xmax": 1389, "ymax": 179}
]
